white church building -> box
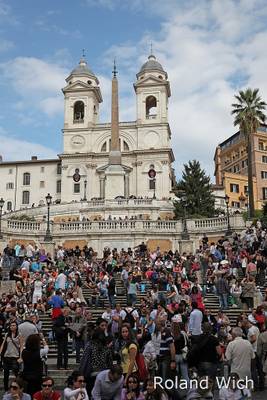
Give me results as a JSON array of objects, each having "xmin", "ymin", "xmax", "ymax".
[{"xmin": 0, "ymin": 54, "xmax": 175, "ymax": 219}]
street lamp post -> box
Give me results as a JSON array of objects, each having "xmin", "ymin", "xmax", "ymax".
[
  {"xmin": 83, "ymin": 179, "xmax": 87, "ymax": 201},
  {"xmin": 44, "ymin": 193, "xmax": 52, "ymax": 242},
  {"xmin": 225, "ymin": 194, "xmax": 232, "ymax": 236},
  {"xmin": 0, "ymin": 198, "xmax": 5, "ymax": 239}
]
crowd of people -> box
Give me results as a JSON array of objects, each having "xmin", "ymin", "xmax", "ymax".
[{"xmin": 0, "ymin": 224, "xmax": 266, "ymax": 399}]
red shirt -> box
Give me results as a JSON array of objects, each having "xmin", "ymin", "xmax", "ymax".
[{"xmin": 33, "ymin": 391, "xmax": 61, "ymax": 400}]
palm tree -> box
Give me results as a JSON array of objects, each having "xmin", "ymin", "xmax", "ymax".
[{"xmin": 231, "ymin": 88, "xmax": 266, "ymax": 218}]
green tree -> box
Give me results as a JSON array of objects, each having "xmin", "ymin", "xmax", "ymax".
[
  {"xmin": 174, "ymin": 160, "xmax": 215, "ymax": 218},
  {"xmin": 231, "ymin": 88, "xmax": 266, "ymax": 219}
]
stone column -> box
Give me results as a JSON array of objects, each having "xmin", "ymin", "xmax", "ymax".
[
  {"xmin": 125, "ymin": 174, "xmax": 130, "ymax": 198},
  {"xmin": 100, "ymin": 176, "xmax": 105, "ymax": 199}
]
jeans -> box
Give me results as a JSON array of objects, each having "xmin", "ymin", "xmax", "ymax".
[
  {"xmin": 175, "ymin": 354, "xmax": 189, "ymax": 384},
  {"xmin": 75, "ymin": 338, "xmax": 84, "ymax": 364},
  {"xmin": 218, "ymin": 294, "xmax": 228, "ymax": 309},
  {"xmin": 3, "ymin": 357, "xmax": 19, "ymax": 391},
  {"xmin": 57, "ymin": 336, "xmax": 68, "ymax": 368},
  {"xmin": 127, "ymin": 293, "xmax": 137, "ymax": 305},
  {"xmin": 108, "ymin": 294, "xmax": 115, "ymax": 308},
  {"xmin": 158, "ymin": 356, "xmax": 171, "ymax": 382}
]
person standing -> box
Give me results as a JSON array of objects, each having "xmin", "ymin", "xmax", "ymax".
[
  {"xmin": 188, "ymin": 302, "xmax": 203, "ymax": 343},
  {"xmin": 53, "ymin": 308, "xmax": 70, "ymax": 370},
  {"xmin": 225, "ymin": 327, "xmax": 255, "ymax": 381},
  {"xmin": 215, "ymin": 274, "xmax": 229, "ymax": 310},
  {"xmin": 247, "ymin": 315, "xmax": 264, "ymax": 391}
]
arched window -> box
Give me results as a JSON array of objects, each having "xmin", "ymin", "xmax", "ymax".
[
  {"xmin": 123, "ymin": 141, "xmax": 129, "ymax": 151},
  {"xmin": 73, "ymin": 101, "xmax": 84, "ymax": 122},
  {"xmin": 22, "ymin": 191, "xmax": 30, "ymax": 204},
  {"xmin": 146, "ymin": 96, "xmax": 157, "ymax": 118},
  {"xmin": 7, "ymin": 201, "xmax": 12, "ymax": 211},
  {"xmin": 23, "ymin": 172, "xmax": 30, "ymax": 185},
  {"xmin": 101, "ymin": 141, "xmax": 107, "ymax": 152}
]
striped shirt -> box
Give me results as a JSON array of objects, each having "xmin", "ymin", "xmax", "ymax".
[{"xmin": 159, "ymin": 328, "xmax": 174, "ymax": 357}]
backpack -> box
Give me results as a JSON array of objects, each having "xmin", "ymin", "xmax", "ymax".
[{"xmin": 124, "ymin": 308, "xmax": 136, "ymax": 328}]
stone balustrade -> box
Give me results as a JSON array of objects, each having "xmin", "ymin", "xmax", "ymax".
[{"xmin": 2, "ymin": 215, "xmax": 245, "ymax": 236}]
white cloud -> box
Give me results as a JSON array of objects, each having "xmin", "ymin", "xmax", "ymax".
[
  {"xmin": 97, "ymin": 0, "xmax": 267, "ymax": 179},
  {"xmin": 0, "ymin": 127, "xmax": 57, "ymax": 161},
  {"xmin": 0, "ymin": 57, "xmax": 67, "ymax": 118}
]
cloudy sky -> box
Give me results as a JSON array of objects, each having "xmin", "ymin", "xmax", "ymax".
[{"xmin": 0, "ymin": 0, "xmax": 267, "ymax": 180}]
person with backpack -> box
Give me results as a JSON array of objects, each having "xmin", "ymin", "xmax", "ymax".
[{"xmin": 121, "ymin": 302, "xmax": 139, "ymax": 330}]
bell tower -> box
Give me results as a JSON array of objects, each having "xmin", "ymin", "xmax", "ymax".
[
  {"xmin": 134, "ymin": 54, "xmax": 171, "ymax": 125},
  {"xmin": 62, "ymin": 56, "xmax": 102, "ymax": 131}
]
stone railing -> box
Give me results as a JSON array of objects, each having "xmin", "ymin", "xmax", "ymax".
[{"xmin": 1, "ymin": 215, "xmax": 245, "ymax": 237}]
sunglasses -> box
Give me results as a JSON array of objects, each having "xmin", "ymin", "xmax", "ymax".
[
  {"xmin": 10, "ymin": 385, "xmax": 19, "ymax": 390},
  {"xmin": 42, "ymin": 384, "xmax": 52, "ymax": 388}
]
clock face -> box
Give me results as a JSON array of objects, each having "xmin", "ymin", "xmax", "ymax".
[{"xmin": 71, "ymin": 135, "xmax": 85, "ymax": 147}]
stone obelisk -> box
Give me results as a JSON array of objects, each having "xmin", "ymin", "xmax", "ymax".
[{"xmin": 104, "ymin": 61, "xmax": 125, "ymax": 198}]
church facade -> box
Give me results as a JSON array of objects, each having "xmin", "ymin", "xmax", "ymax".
[{"xmin": 0, "ymin": 54, "xmax": 175, "ymax": 214}]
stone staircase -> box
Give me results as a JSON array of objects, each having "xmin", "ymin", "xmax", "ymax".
[{"xmin": 0, "ymin": 273, "xmax": 263, "ymax": 391}]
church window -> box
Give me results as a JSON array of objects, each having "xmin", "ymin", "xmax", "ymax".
[
  {"xmin": 158, "ymin": 75, "xmax": 163, "ymax": 79},
  {"xmin": 93, "ymin": 105, "xmax": 97, "ymax": 114},
  {"xmin": 6, "ymin": 182, "xmax": 14, "ymax": 190},
  {"xmin": 74, "ymin": 183, "xmax": 80, "ymax": 193},
  {"xmin": 8, "ymin": 169, "xmax": 13, "ymax": 174},
  {"xmin": 23, "ymin": 172, "xmax": 31, "ymax": 186},
  {"xmin": 73, "ymin": 101, "xmax": 84, "ymax": 122},
  {"xmin": 57, "ymin": 163, "xmax": 62, "ymax": 174},
  {"xmin": 22, "ymin": 190, "xmax": 30, "ymax": 204},
  {"xmin": 123, "ymin": 141, "xmax": 129, "ymax": 151},
  {"xmin": 56, "ymin": 180, "xmax": 61, "ymax": 193},
  {"xmin": 87, "ymin": 80, "xmax": 92, "ymax": 85},
  {"xmin": 40, "ymin": 181, "xmax": 45, "ymax": 188},
  {"xmin": 149, "ymin": 178, "xmax": 156, "ymax": 190},
  {"xmin": 101, "ymin": 141, "xmax": 107, "ymax": 152},
  {"xmin": 7, "ymin": 201, "xmax": 12, "ymax": 211},
  {"xmin": 146, "ymin": 96, "xmax": 157, "ymax": 118},
  {"xmin": 41, "ymin": 166, "xmax": 45, "ymax": 173}
]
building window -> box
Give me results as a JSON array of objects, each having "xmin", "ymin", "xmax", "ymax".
[
  {"xmin": 231, "ymin": 201, "xmax": 240, "ymax": 208},
  {"xmin": 146, "ymin": 95, "xmax": 157, "ymax": 118},
  {"xmin": 74, "ymin": 183, "xmax": 80, "ymax": 193},
  {"xmin": 57, "ymin": 163, "xmax": 62, "ymax": 174},
  {"xmin": 6, "ymin": 182, "xmax": 14, "ymax": 190},
  {"xmin": 22, "ymin": 190, "xmax": 30, "ymax": 204},
  {"xmin": 233, "ymin": 165, "xmax": 240, "ymax": 173},
  {"xmin": 56, "ymin": 180, "xmax": 61, "ymax": 193},
  {"xmin": 261, "ymin": 171, "xmax": 267, "ymax": 179},
  {"xmin": 8, "ymin": 169, "xmax": 13, "ymax": 174},
  {"xmin": 241, "ymin": 159, "xmax": 248, "ymax": 168},
  {"xmin": 41, "ymin": 166, "xmax": 45, "ymax": 173},
  {"xmin": 123, "ymin": 140, "xmax": 129, "ymax": 151},
  {"xmin": 259, "ymin": 141, "xmax": 264, "ymax": 150},
  {"xmin": 6, "ymin": 201, "xmax": 12, "ymax": 211},
  {"xmin": 73, "ymin": 101, "xmax": 84, "ymax": 122},
  {"xmin": 230, "ymin": 183, "xmax": 239, "ymax": 193},
  {"xmin": 101, "ymin": 142, "xmax": 107, "ymax": 152},
  {"xmin": 263, "ymin": 188, "xmax": 267, "ymax": 200},
  {"xmin": 149, "ymin": 179, "xmax": 156, "ymax": 190},
  {"xmin": 40, "ymin": 181, "xmax": 45, "ymax": 188},
  {"xmin": 244, "ymin": 185, "xmax": 248, "ymax": 194},
  {"xmin": 23, "ymin": 172, "xmax": 31, "ymax": 185},
  {"xmin": 262, "ymin": 156, "xmax": 267, "ymax": 163}
]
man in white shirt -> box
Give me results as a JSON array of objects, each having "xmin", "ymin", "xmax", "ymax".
[{"xmin": 226, "ymin": 327, "xmax": 255, "ymax": 381}]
